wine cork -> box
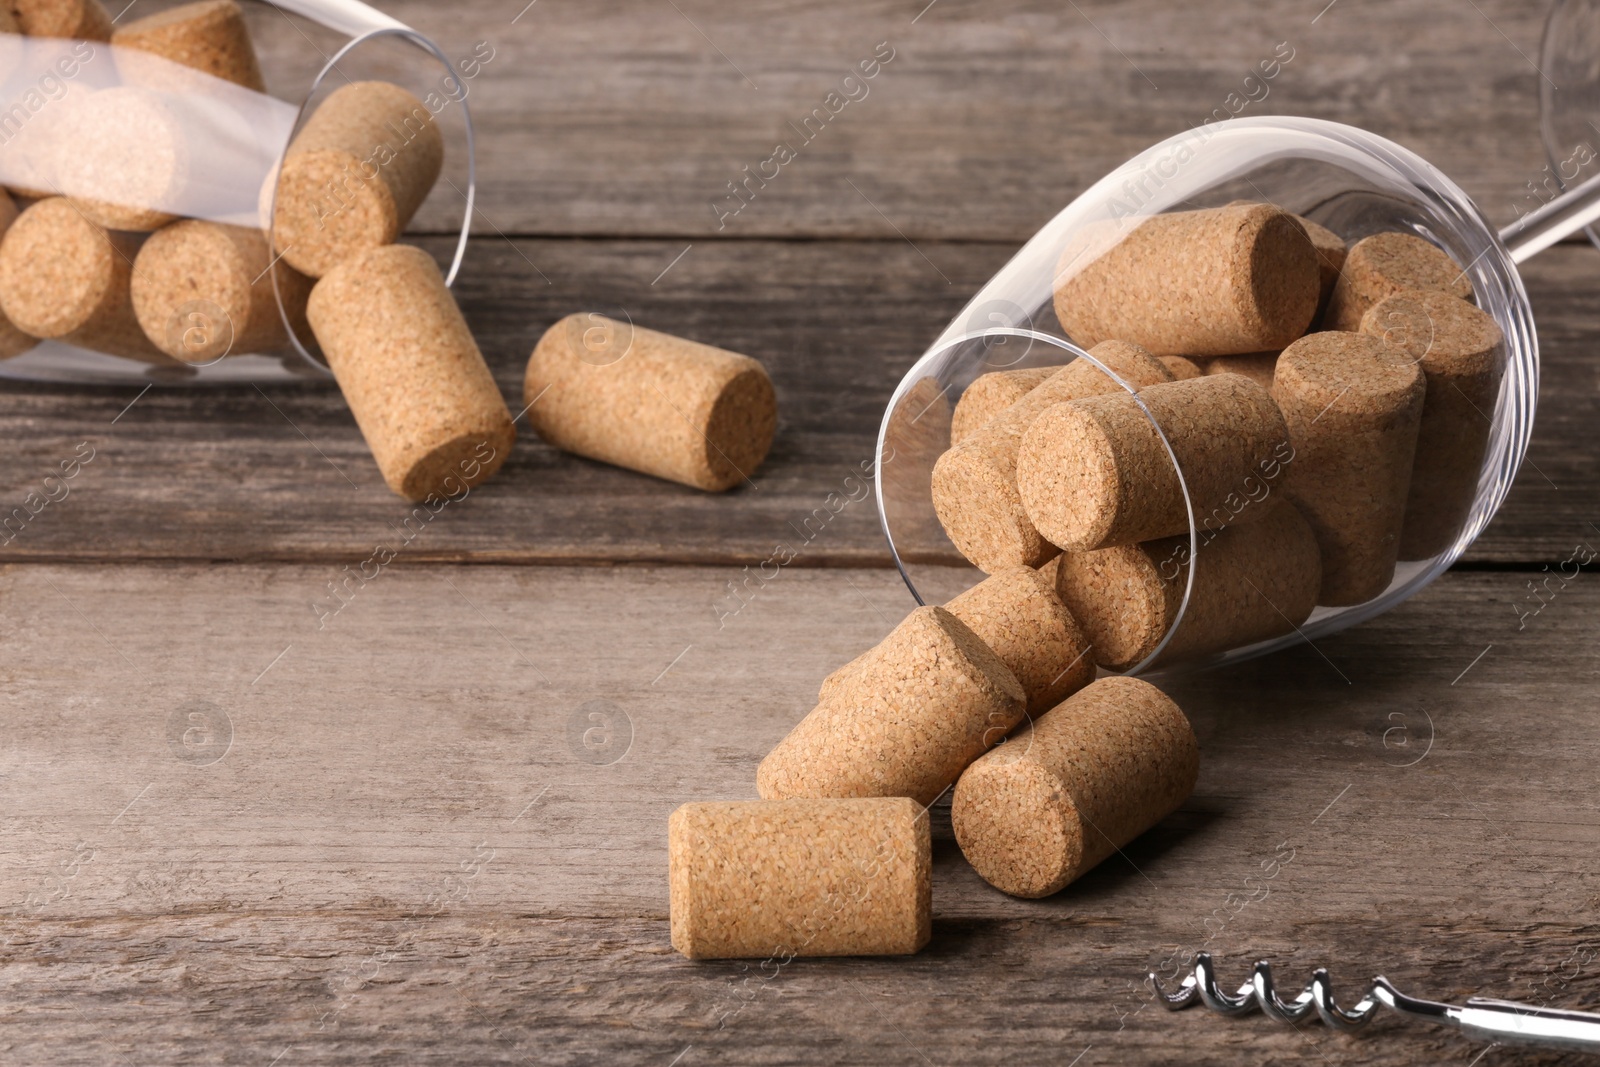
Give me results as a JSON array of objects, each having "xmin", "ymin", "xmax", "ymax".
[
  {"xmin": 1225, "ymin": 202, "xmax": 1345, "ymax": 313},
  {"xmin": 1361, "ymin": 290, "xmax": 1506, "ymax": 560},
  {"xmin": 669, "ymin": 798, "xmax": 931, "ymax": 959},
  {"xmin": 0, "ymin": 191, "xmax": 34, "ymax": 359},
  {"xmin": 1053, "ymin": 204, "xmax": 1320, "ymax": 356},
  {"xmin": 1273, "ymin": 332, "xmax": 1425, "ymax": 605},
  {"xmin": 0, "ymin": 197, "xmax": 170, "ymax": 362},
  {"xmin": 825, "ymin": 566, "xmax": 1094, "ymax": 715},
  {"xmin": 306, "ymin": 244, "xmax": 515, "ymax": 502},
  {"xmin": 112, "ymin": 0, "xmax": 266, "ymax": 92},
  {"xmin": 1201, "ymin": 351, "xmax": 1277, "ymax": 391},
  {"xmin": 951, "ymin": 366, "xmax": 1058, "ymax": 445},
  {"xmin": 1158, "ymin": 355, "xmax": 1202, "ymax": 381},
  {"xmin": 130, "ymin": 220, "xmax": 312, "ymax": 362},
  {"xmin": 952, "ymin": 676, "xmax": 1198, "ymax": 898},
  {"xmin": 880, "ymin": 375, "xmax": 954, "ymax": 557},
  {"xmin": 525, "ymin": 314, "xmax": 777, "ymax": 492},
  {"xmin": 758, "ymin": 606, "xmax": 1026, "ymax": 807},
  {"xmin": 932, "ymin": 341, "xmax": 1174, "ymax": 572},
  {"xmin": 269, "ymin": 81, "xmax": 444, "ymax": 278},
  {"xmin": 1050, "ymin": 501, "xmax": 1320, "ymax": 671},
  {"xmin": 49, "ymin": 87, "xmax": 185, "ymax": 232},
  {"xmin": 1324, "ymin": 232, "xmax": 1472, "ymax": 332},
  {"xmin": 11, "ymin": 0, "xmax": 113, "ymax": 38},
  {"xmin": 1017, "ymin": 373, "xmax": 1291, "ymax": 552}
]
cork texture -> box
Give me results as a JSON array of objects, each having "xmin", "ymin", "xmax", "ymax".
[
  {"xmin": 1226, "ymin": 202, "xmax": 1346, "ymax": 315},
  {"xmin": 524, "ymin": 313, "xmax": 777, "ymax": 492},
  {"xmin": 879, "ymin": 375, "xmax": 954, "ymax": 557},
  {"xmin": 932, "ymin": 341, "xmax": 1174, "ymax": 572},
  {"xmin": 950, "ymin": 366, "xmax": 1059, "ymax": 445},
  {"xmin": 12, "ymin": 0, "xmax": 112, "ymax": 38},
  {"xmin": 1052, "ymin": 204, "xmax": 1320, "ymax": 356},
  {"xmin": 1274, "ymin": 331, "xmax": 1425, "ymax": 605},
  {"xmin": 944, "ymin": 566, "xmax": 1095, "ymax": 715},
  {"xmin": 757, "ymin": 606, "xmax": 1026, "ymax": 807},
  {"xmin": 951, "ymin": 676, "xmax": 1198, "ymax": 898},
  {"xmin": 1016, "ymin": 372, "xmax": 1291, "ymax": 551},
  {"xmin": 1324, "ymin": 232, "xmax": 1473, "ymax": 332},
  {"xmin": 1053, "ymin": 500, "xmax": 1320, "ymax": 671},
  {"xmin": 1361, "ymin": 289, "xmax": 1506, "ymax": 560},
  {"xmin": 306, "ymin": 244, "xmax": 515, "ymax": 502},
  {"xmin": 112, "ymin": 0, "xmax": 266, "ymax": 91},
  {"xmin": 270, "ymin": 81, "xmax": 444, "ymax": 278},
  {"xmin": 51, "ymin": 87, "xmax": 185, "ymax": 232},
  {"xmin": 131, "ymin": 220, "xmax": 312, "ymax": 362},
  {"xmin": 0, "ymin": 4, "xmax": 16, "ymax": 31},
  {"xmin": 1200, "ymin": 351, "xmax": 1278, "ymax": 391},
  {"xmin": 0, "ymin": 190, "xmax": 34, "ymax": 359},
  {"xmin": 669, "ymin": 798, "xmax": 931, "ymax": 959},
  {"xmin": 0, "ymin": 197, "xmax": 170, "ymax": 362},
  {"xmin": 1158, "ymin": 355, "xmax": 1202, "ymax": 381}
]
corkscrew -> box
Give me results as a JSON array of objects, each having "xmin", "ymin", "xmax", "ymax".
[{"xmin": 1151, "ymin": 952, "xmax": 1600, "ymax": 1054}]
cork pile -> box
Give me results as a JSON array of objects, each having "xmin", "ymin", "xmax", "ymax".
[
  {"xmin": 669, "ymin": 200, "xmax": 1508, "ymax": 962},
  {"xmin": 0, "ymin": 1, "xmax": 780, "ymax": 501}
]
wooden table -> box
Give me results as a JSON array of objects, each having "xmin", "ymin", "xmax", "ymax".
[{"xmin": 4, "ymin": 1, "xmax": 1599, "ymax": 1063}]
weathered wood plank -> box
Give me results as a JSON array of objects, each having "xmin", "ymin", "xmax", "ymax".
[
  {"xmin": 0, "ymin": 238, "xmax": 1593, "ymax": 566},
  {"xmin": 242, "ymin": 0, "xmax": 1562, "ymax": 241},
  {"xmin": 1, "ymin": 562, "xmax": 1597, "ymax": 1062}
]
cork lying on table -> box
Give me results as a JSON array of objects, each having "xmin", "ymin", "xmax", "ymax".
[
  {"xmin": 0, "ymin": 197, "xmax": 171, "ymax": 362},
  {"xmin": 1274, "ymin": 331, "xmax": 1425, "ymax": 605},
  {"xmin": 1361, "ymin": 289, "xmax": 1506, "ymax": 561},
  {"xmin": 951, "ymin": 365, "xmax": 1059, "ymax": 445},
  {"xmin": 131, "ymin": 220, "xmax": 312, "ymax": 362},
  {"xmin": 12, "ymin": 0, "xmax": 113, "ymax": 38},
  {"xmin": 822, "ymin": 566, "xmax": 1094, "ymax": 716},
  {"xmin": 1201, "ymin": 351, "xmax": 1277, "ymax": 391},
  {"xmin": 952, "ymin": 676, "xmax": 1198, "ymax": 899},
  {"xmin": 669, "ymin": 798, "xmax": 931, "ymax": 959},
  {"xmin": 1016, "ymin": 372, "xmax": 1291, "ymax": 551},
  {"xmin": 112, "ymin": 0, "xmax": 266, "ymax": 91},
  {"xmin": 932, "ymin": 341, "xmax": 1174, "ymax": 572},
  {"xmin": 1047, "ymin": 500, "xmax": 1320, "ymax": 671},
  {"xmin": 0, "ymin": 191, "xmax": 34, "ymax": 360},
  {"xmin": 525, "ymin": 314, "xmax": 778, "ymax": 492},
  {"xmin": 1052, "ymin": 203, "xmax": 1320, "ymax": 356},
  {"xmin": 758, "ymin": 606, "xmax": 1026, "ymax": 808},
  {"xmin": 306, "ymin": 244, "xmax": 515, "ymax": 502},
  {"xmin": 1323, "ymin": 231, "xmax": 1473, "ymax": 332},
  {"xmin": 269, "ymin": 81, "xmax": 443, "ymax": 278}
]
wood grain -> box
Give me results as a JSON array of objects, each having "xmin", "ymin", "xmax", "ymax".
[
  {"xmin": 2, "ymin": 562, "xmax": 1597, "ymax": 1064},
  {"xmin": 0, "ymin": 237, "xmax": 1593, "ymax": 566}
]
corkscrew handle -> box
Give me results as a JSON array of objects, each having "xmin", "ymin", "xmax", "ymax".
[{"xmin": 1453, "ymin": 997, "xmax": 1600, "ymax": 1052}]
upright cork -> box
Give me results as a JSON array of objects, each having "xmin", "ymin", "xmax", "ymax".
[
  {"xmin": 269, "ymin": 81, "xmax": 444, "ymax": 278},
  {"xmin": 669, "ymin": 798, "xmax": 931, "ymax": 959},
  {"xmin": 525, "ymin": 314, "xmax": 777, "ymax": 492},
  {"xmin": 131, "ymin": 220, "xmax": 312, "ymax": 362},
  {"xmin": 306, "ymin": 244, "xmax": 514, "ymax": 501},
  {"xmin": 0, "ymin": 191, "xmax": 34, "ymax": 359},
  {"xmin": 951, "ymin": 365, "xmax": 1059, "ymax": 445},
  {"xmin": 932, "ymin": 341, "xmax": 1174, "ymax": 572},
  {"xmin": 1053, "ymin": 203, "xmax": 1320, "ymax": 356},
  {"xmin": 1361, "ymin": 289, "xmax": 1506, "ymax": 560},
  {"xmin": 758, "ymin": 606, "xmax": 1026, "ymax": 807},
  {"xmin": 1049, "ymin": 501, "xmax": 1320, "ymax": 671},
  {"xmin": 952, "ymin": 676, "xmax": 1198, "ymax": 898},
  {"xmin": 112, "ymin": 1, "xmax": 267, "ymax": 91},
  {"xmin": 823, "ymin": 566, "xmax": 1094, "ymax": 715},
  {"xmin": 1017, "ymin": 373, "xmax": 1291, "ymax": 551},
  {"xmin": 1323, "ymin": 232, "xmax": 1472, "ymax": 332},
  {"xmin": 1274, "ymin": 332, "xmax": 1425, "ymax": 605},
  {"xmin": 1201, "ymin": 351, "xmax": 1277, "ymax": 391},
  {"xmin": 11, "ymin": 0, "xmax": 113, "ymax": 38},
  {"xmin": 0, "ymin": 197, "xmax": 170, "ymax": 362}
]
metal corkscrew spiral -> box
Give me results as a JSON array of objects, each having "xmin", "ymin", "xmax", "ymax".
[{"xmin": 1151, "ymin": 952, "xmax": 1600, "ymax": 1054}]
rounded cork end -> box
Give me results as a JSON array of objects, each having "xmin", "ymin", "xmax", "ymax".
[
  {"xmin": 272, "ymin": 149, "xmax": 399, "ymax": 278},
  {"xmin": 1052, "ymin": 544, "xmax": 1177, "ymax": 671},
  {"xmin": 931, "ymin": 443, "xmax": 1056, "ymax": 572},
  {"xmin": 398, "ymin": 424, "xmax": 515, "ymax": 503},
  {"xmin": 700, "ymin": 365, "xmax": 777, "ymax": 491},
  {"xmin": 952, "ymin": 749, "xmax": 1082, "ymax": 898},
  {"xmin": 1232, "ymin": 207, "xmax": 1321, "ymax": 349},
  {"xmin": 1275, "ymin": 332, "xmax": 1425, "ymax": 426},
  {"xmin": 131, "ymin": 221, "xmax": 252, "ymax": 362},
  {"xmin": 0, "ymin": 198, "xmax": 116, "ymax": 338},
  {"xmin": 1351, "ymin": 232, "xmax": 1473, "ymax": 300},
  {"xmin": 1360, "ymin": 288, "xmax": 1504, "ymax": 379},
  {"xmin": 1014, "ymin": 402, "xmax": 1122, "ymax": 552}
]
